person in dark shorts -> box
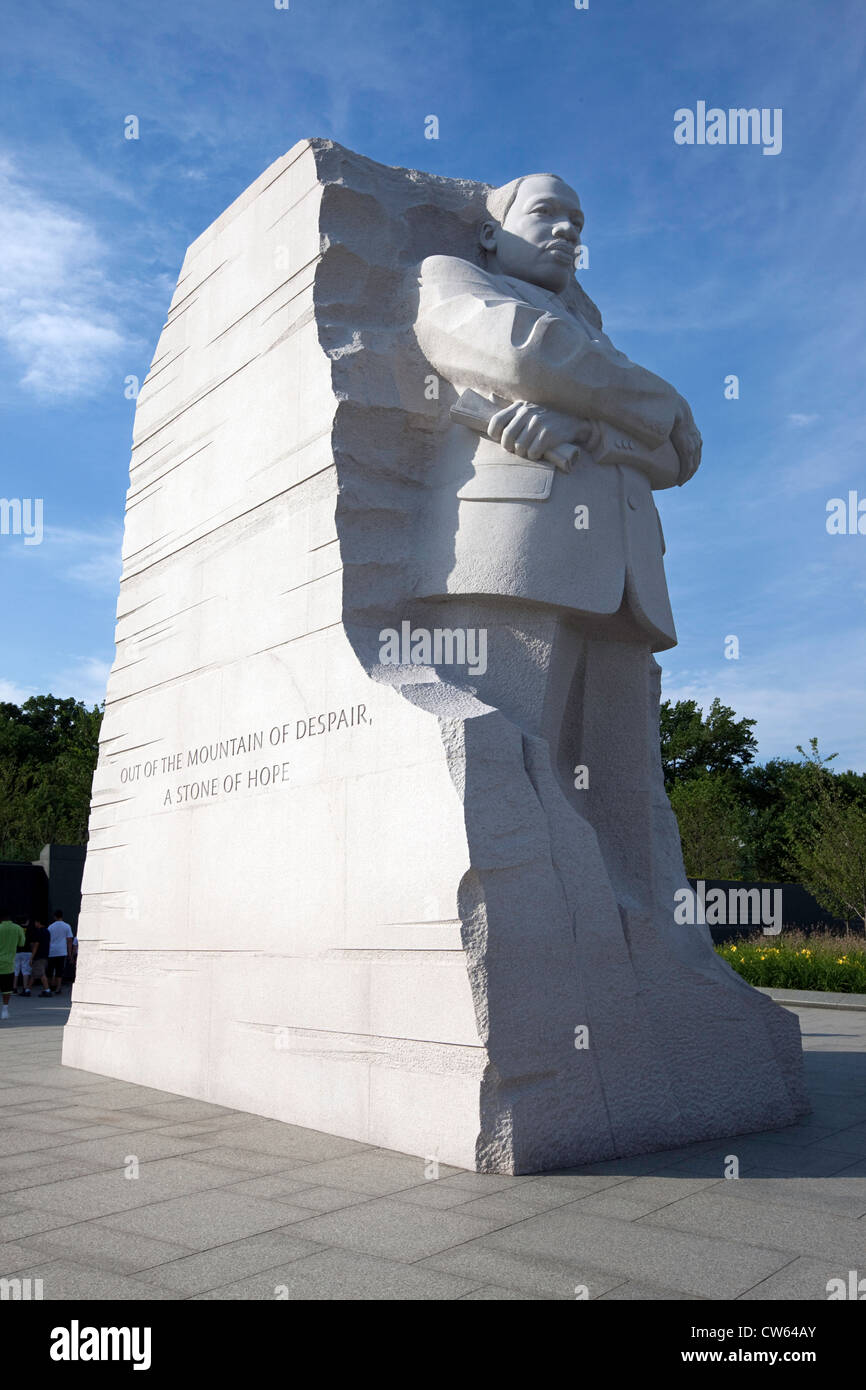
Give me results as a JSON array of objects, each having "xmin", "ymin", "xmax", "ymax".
[
  {"xmin": 30, "ymin": 917, "xmax": 52, "ymax": 996},
  {"xmin": 22, "ymin": 919, "xmax": 43, "ymax": 996},
  {"xmin": 46, "ymin": 911, "xmax": 73, "ymax": 995}
]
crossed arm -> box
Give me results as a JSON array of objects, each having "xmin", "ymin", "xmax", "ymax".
[{"xmin": 415, "ymin": 255, "xmax": 701, "ymax": 484}]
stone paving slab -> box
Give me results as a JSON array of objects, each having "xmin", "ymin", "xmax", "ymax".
[
  {"xmin": 16, "ymin": 1221, "xmax": 195, "ymax": 1274},
  {"xmin": 451, "ymin": 1210, "xmax": 797, "ymax": 1300},
  {"xmin": 1, "ymin": 995, "xmax": 865, "ymax": 1299},
  {"xmin": 642, "ymin": 1186, "xmax": 866, "ymax": 1264},
  {"xmin": 131, "ymin": 1230, "xmax": 325, "ymax": 1297},
  {"xmin": 2, "ymin": 1258, "xmax": 179, "ymax": 1300},
  {"xmin": 419, "ymin": 1243, "xmax": 627, "ymax": 1299},
  {"xmin": 189, "ymin": 1247, "xmax": 484, "ymax": 1302},
  {"xmin": 736, "ymin": 1256, "xmax": 861, "ymax": 1301}
]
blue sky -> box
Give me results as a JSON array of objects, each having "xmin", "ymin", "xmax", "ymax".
[{"xmin": 1, "ymin": 0, "xmax": 864, "ymax": 768}]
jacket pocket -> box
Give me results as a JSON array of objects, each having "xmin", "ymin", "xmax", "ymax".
[{"xmin": 457, "ymin": 460, "xmax": 555, "ymax": 502}]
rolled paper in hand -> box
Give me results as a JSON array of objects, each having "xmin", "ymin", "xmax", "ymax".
[{"xmin": 450, "ymin": 388, "xmax": 581, "ymax": 470}]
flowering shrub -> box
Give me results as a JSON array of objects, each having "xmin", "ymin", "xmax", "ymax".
[{"xmin": 716, "ymin": 931, "xmax": 866, "ymax": 993}]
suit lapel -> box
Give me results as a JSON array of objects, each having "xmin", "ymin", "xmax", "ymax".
[{"xmin": 501, "ymin": 275, "xmax": 594, "ymax": 339}]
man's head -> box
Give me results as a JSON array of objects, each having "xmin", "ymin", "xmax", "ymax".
[
  {"xmin": 54, "ymin": 910, "xmax": 64, "ymax": 921},
  {"xmin": 480, "ymin": 173, "xmax": 584, "ymax": 295}
]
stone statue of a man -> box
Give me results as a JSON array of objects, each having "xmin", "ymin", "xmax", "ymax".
[
  {"xmin": 408, "ymin": 172, "xmax": 703, "ymax": 913},
  {"xmin": 66, "ymin": 139, "xmax": 807, "ymax": 1176},
  {"xmin": 413, "ymin": 173, "xmax": 701, "ymax": 643}
]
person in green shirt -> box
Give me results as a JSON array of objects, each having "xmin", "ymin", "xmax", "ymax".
[{"xmin": 0, "ymin": 918, "xmax": 26, "ymax": 1020}]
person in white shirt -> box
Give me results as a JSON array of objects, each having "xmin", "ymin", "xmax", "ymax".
[{"xmin": 46, "ymin": 911, "xmax": 73, "ymax": 996}]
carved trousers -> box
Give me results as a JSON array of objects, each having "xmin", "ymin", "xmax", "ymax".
[{"xmin": 412, "ymin": 595, "xmax": 669, "ymax": 917}]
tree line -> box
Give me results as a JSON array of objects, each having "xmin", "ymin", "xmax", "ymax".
[
  {"xmin": 663, "ymin": 698, "xmax": 866, "ymax": 928},
  {"xmin": 1, "ymin": 692, "xmax": 863, "ymax": 929},
  {"xmin": 0, "ymin": 696, "xmax": 102, "ymax": 861}
]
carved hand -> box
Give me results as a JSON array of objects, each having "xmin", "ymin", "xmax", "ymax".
[
  {"xmin": 670, "ymin": 397, "xmax": 702, "ymax": 482},
  {"xmin": 487, "ymin": 401, "xmax": 594, "ymax": 471}
]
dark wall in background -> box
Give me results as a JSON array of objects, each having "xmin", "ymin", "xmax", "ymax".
[
  {"xmin": 686, "ymin": 879, "xmax": 852, "ymax": 942},
  {"xmin": 36, "ymin": 845, "xmax": 86, "ymax": 930},
  {"xmin": 0, "ymin": 845, "xmax": 86, "ymax": 928},
  {"xmin": 0, "ymin": 863, "xmax": 51, "ymax": 924}
]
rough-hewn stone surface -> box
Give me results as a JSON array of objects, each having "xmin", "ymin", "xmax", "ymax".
[{"xmin": 64, "ymin": 140, "xmax": 807, "ymax": 1172}]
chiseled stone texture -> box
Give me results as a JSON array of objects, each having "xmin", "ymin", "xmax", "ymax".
[{"xmin": 64, "ymin": 139, "xmax": 807, "ymax": 1172}]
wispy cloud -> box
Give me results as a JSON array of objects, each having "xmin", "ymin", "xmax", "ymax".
[
  {"xmin": 662, "ymin": 634, "xmax": 866, "ymax": 773},
  {"xmin": 0, "ymin": 656, "xmax": 110, "ymax": 710},
  {"xmin": 3, "ymin": 521, "xmax": 123, "ymax": 595},
  {"xmin": 48, "ymin": 524, "xmax": 124, "ymax": 595},
  {"xmin": 0, "ymin": 677, "xmax": 35, "ymax": 705},
  {"xmin": 0, "ymin": 158, "xmax": 130, "ymax": 398},
  {"xmin": 48, "ymin": 654, "xmax": 111, "ymax": 707}
]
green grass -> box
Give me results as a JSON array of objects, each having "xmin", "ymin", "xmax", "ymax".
[{"xmin": 715, "ymin": 930, "xmax": 866, "ymax": 993}]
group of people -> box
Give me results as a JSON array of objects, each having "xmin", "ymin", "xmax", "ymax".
[{"xmin": 0, "ymin": 911, "xmax": 77, "ymax": 1021}]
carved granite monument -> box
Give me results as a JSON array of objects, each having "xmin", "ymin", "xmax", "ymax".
[{"xmin": 64, "ymin": 140, "xmax": 808, "ymax": 1172}]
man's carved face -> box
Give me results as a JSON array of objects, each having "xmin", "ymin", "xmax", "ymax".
[{"xmin": 481, "ymin": 174, "xmax": 584, "ymax": 295}]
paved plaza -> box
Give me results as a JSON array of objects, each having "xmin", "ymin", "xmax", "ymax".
[{"xmin": 2, "ymin": 996, "xmax": 865, "ymax": 1301}]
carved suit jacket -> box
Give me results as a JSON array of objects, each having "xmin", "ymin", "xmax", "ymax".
[{"xmin": 410, "ymin": 254, "xmax": 697, "ymax": 651}]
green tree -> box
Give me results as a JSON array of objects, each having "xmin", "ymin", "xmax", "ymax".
[
  {"xmin": 0, "ymin": 696, "xmax": 102, "ymax": 860},
  {"xmin": 660, "ymin": 697, "xmax": 758, "ymax": 791},
  {"xmin": 788, "ymin": 739, "xmax": 866, "ymax": 928},
  {"xmin": 668, "ymin": 772, "xmax": 747, "ymax": 879},
  {"xmin": 661, "ymin": 703, "xmax": 866, "ymax": 913},
  {"xmin": 738, "ymin": 757, "xmax": 824, "ymax": 881},
  {"xmin": 736, "ymin": 738, "xmax": 866, "ymax": 884}
]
